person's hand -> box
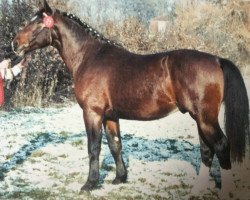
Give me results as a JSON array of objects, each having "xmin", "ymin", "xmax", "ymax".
[
  {"xmin": 16, "ymin": 59, "xmax": 26, "ymax": 69},
  {"xmin": 0, "ymin": 59, "xmax": 11, "ymax": 69},
  {"xmin": 19, "ymin": 55, "xmax": 31, "ymax": 68}
]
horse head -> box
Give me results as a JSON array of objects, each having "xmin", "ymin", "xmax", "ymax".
[{"xmin": 12, "ymin": 0, "xmax": 55, "ymax": 57}]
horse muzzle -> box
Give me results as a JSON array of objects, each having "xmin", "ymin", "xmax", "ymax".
[{"xmin": 11, "ymin": 40, "xmax": 28, "ymax": 57}]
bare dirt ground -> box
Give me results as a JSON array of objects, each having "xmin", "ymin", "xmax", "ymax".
[{"xmin": 0, "ymin": 76, "xmax": 250, "ymax": 200}]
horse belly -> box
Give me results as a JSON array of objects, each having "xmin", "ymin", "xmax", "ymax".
[
  {"xmin": 110, "ymin": 70, "xmax": 177, "ymax": 120},
  {"xmin": 113, "ymin": 98, "xmax": 177, "ymax": 121}
]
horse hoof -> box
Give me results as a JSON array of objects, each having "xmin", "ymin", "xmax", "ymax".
[
  {"xmin": 80, "ymin": 181, "xmax": 98, "ymax": 192},
  {"xmin": 112, "ymin": 175, "xmax": 127, "ymax": 185}
]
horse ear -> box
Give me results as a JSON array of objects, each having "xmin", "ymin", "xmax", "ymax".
[
  {"xmin": 43, "ymin": 0, "xmax": 53, "ymax": 15},
  {"xmin": 38, "ymin": 0, "xmax": 43, "ymax": 10}
]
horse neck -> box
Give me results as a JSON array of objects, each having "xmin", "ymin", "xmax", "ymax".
[{"xmin": 52, "ymin": 15, "xmax": 101, "ymax": 76}]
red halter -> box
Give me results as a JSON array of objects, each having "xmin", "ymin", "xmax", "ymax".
[{"xmin": 43, "ymin": 13, "xmax": 54, "ymax": 29}]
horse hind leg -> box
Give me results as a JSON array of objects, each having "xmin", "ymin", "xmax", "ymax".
[
  {"xmin": 192, "ymin": 133, "xmax": 215, "ymax": 194},
  {"xmin": 103, "ymin": 118, "xmax": 127, "ymax": 184},
  {"xmin": 195, "ymin": 115, "xmax": 235, "ymax": 197}
]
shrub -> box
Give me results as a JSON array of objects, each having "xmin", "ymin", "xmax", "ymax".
[{"xmin": 0, "ymin": 0, "xmax": 249, "ymax": 108}]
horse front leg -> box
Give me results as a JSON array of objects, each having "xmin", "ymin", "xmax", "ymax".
[
  {"xmin": 103, "ymin": 118, "xmax": 127, "ymax": 184},
  {"xmin": 81, "ymin": 108, "xmax": 103, "ymax": 191}
]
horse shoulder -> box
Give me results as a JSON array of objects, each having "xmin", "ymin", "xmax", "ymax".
[{"xmin": 74, "ymin": 66, "xmax": 109, "ymax": 111}]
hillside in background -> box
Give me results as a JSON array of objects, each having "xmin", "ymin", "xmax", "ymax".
[
  {"xmin": 67, "ymin": 0, "xmax": 175, "ymax": 24},
  {"xmin": 67, "ymin": 0, "xmax": 226, "ymax": 25}
]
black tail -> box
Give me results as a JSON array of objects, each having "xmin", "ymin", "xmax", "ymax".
[{"xmin": 220, "ymin": 58, "xmax": 249, "ymax": 163}]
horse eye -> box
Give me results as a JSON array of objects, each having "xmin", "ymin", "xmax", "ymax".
[{"xmin": 19, "ymin": 24, "xmax": 25, "ymax": 30}]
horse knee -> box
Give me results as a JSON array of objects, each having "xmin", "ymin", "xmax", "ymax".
[{"xmin": 104, "ymin": 120, "xmax": 122, "ymax": 153}]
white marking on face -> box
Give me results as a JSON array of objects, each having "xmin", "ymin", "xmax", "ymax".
[
  {"xmin": 114, "ymin": 136, "xmax": 119, "ymax": 142},
  {"xmin": 11, "ymin": 41, "xmax": 17, "ymax": 54}
]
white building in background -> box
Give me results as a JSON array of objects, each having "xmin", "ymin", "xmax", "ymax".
[{"xmin": 149, "ymin": 16, "xmax": 170, "ymax": 33}]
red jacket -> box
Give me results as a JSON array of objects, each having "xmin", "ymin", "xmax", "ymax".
[
  {"xmin": 0, "ymin": 74, "xmax": 4, "ymax": 106},
  {"xmin": 0, "ymin": 59, "xmax": 25, "ymax": 106}
]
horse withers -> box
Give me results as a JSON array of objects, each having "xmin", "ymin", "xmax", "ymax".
[{"xmin": 12, "ymin": 0, "xmax": 249, "ymax": 196}]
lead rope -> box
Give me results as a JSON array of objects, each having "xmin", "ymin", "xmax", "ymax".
[{"xmin": 0, "ymin": 73, "xmax": 4, "ymax": 106}]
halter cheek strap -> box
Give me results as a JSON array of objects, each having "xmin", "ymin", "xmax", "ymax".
[
  {"xmin": 41, "ymin": 13, "xmax": 55, "ymax": 45},
  {"xmin": 43, "ymin": 13, "xmax": 55, "ymax": 29}
]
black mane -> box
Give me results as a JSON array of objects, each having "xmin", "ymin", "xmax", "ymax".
[{"xmin": 62, "ymin": 12, "xmax": 122, "ymax": 47}]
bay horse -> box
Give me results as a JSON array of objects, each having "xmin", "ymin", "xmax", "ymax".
[{"xmin": 12, "ymin": 0, "xmax": 249, "ymax": 196}]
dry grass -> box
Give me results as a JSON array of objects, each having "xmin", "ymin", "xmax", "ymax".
[
  {"xmin": 4, "ymin": 1, "xmax": 250, "ymax": 107},
  {"xmin": 101, "ymin": 1, "xmax": 250, "ymax": 71}
]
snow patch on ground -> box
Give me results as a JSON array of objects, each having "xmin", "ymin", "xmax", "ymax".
[{"xmin": 0, "ymin": 77, "xmax": 249, "ymax": 199}]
